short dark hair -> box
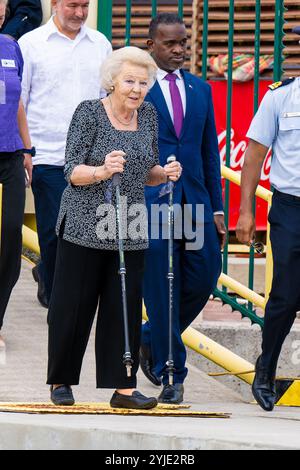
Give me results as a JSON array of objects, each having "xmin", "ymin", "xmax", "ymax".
[{"xmin": 149, "ymin": 13, "xmax": 185, "ymax": 39}]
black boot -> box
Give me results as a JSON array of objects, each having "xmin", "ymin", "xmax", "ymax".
[{"xmin": 252, "ymin": 356, "xmax": 276, "ymax": 412}]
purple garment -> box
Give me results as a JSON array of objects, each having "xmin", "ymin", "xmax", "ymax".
[
  {"xmin": 0, "ymin": 35, "xmax": 24, "ymax": 152},
  {"xmin": 164, "ymin": 73, "xmax": 184, "ymax": 138}
]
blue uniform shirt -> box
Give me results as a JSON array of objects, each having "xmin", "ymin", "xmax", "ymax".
[
  {"xmin": 247, "ymin": 77, "xmax": 300, "ymax": 197},
  {"xmin": 0, "ymin": 35, "xmax": 24, "ymax": 153}
]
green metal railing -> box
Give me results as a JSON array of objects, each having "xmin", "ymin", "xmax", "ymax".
[
  {"xmin": 207, "ymin": 0, "xmax": 285, "ymax": 326},
  {"xmin": 274, "ymin": 0, "xmax": 286, "ymax": 81},
  {"xmin": 96, "ymin": 0, "xmax": 286, "ymax": 327}
]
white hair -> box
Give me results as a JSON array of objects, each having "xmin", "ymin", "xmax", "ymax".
[
  {"xmin": 100, "ymin": 46, "xmax": 157, "ymax": 92},
  {"xmin": 0, "ymin": 0, "xmax": 8, "ymax": 6}
]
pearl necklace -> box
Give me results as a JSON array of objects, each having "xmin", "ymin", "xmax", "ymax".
[{"xmin": 109, "ymin": 96, "xmax": 136, "ymax": 127}]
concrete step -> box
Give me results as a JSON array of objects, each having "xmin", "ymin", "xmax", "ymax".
[{"xmin": 2, "ymin": 402, "xmax": 300, "ymax": 450}]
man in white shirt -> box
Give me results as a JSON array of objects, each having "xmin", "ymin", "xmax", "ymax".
[{"xmin": 19, "ymin": 0, "xmax": 112, "ymax": 307}]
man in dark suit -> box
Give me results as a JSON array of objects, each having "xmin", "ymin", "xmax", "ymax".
[
  {"xmin": 0, "ymin": 0, "xmax": 42, "ymax": 39},
  {"xmin": 141, "ymin": 13, "xmax": 226, "ymax": 404}
]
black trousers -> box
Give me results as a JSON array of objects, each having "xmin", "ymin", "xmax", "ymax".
[
  {"xmin": 0, "ymin": 152, "xmax": 25, "ymax": 330},
  {"xmin": 47, "ymin": 237, "xmax": 145, "ymax": 389},
  {"xmin": 261, "ymin": 190, "xmax": 300, "ymax": 374}
]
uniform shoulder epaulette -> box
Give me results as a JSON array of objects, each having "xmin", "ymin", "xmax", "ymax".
[{"xmin": 268, "ymin": 78, "xmax": 295, "ymax": 91}]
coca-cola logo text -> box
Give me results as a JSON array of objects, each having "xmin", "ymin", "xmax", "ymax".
[{"xmin": 218, "ymin": 128, "xmax": 271, "ymax": 182}]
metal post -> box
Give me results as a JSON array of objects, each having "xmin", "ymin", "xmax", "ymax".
[
  {"xmin": 201, "ymin": 0, "xmax": 209, "ymax": 81},
  {"xmin": 178, "ymin": 0, "xmax": 184, "ymax": 19},
  {"xmin": 248, "ymin": 0, "xmax": 261, "ymax": 311},
  {"xmin": 222, "ymin": 0, "xmax": 235, "ymax": 292},
  {"xmin": 97, "ymin": 0, "xmax": 113, "ymax": 42},
  {"xmin": 151, "ymin": 0, "xmax": 157, "ymax": 18},
  {"xmin": 273, "ymin": 0, "xmax": 285, "ymax": 81},
  {"xmin": 125, "ymin": 0, "xmax": 132, "ymax": 46}
]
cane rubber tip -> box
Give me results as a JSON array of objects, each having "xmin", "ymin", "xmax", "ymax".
[{"xmin": 126, "ymin": 365, "xmax": 132, "ymax": 377}]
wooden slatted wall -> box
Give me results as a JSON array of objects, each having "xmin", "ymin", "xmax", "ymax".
[{"xmin": 191, "ymin": 0, "xmax": 300, "ymax": 78}]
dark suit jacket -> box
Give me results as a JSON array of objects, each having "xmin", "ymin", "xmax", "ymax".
[
  {"xmin": 145, "ymin": 69, "xmax": 223, "ymax": 223},
  {"xmin": 1, "ymin": 0, "xmax": 42, "ymax": 39}
]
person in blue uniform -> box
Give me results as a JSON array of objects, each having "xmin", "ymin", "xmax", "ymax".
[
  {"xmin": 0, "ymin": 0, "xmax": 33, "ymax": 346},
  {"xmin": 140, "ymin": 13, "xmax": 226, "ymax": 404},
  {"xmin": 0, "ymin": 0, "xmax": 42, "ymax": 40},
  {"xmin": 236, "ymin": 27, "xmax": 300, "ymax": 412}
]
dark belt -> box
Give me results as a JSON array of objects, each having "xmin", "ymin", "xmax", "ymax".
[{"xmin": 274, "ymin": 189, "xmax": 300, "ymax": 202}]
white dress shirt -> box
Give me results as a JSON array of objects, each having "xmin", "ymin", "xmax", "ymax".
[
  {"xmin": 156, "ymin": 68, "xmax": 223, "ymax": 216},
  {"xmin": 19, "ymin": 17, "xmax": 112, "ymax": 166}
]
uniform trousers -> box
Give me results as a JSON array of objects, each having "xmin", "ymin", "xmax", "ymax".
[
  {"xmin": 0, "ymin": 152, "xmax": 25, "ymax": 330},
  {"xmin": 47, "ymin": 237, "xmax": 145, "ymax": 389},
  {"xmin": 261, "ymin": 190, "xmax": 300, "ymax": 374}
]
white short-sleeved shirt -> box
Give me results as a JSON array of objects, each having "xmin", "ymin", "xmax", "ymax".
[
  {"xmin": 247, "ymin": 77, "xmax": 300, "ymax": 197},
  {"xmin": 19, "ymin": 17, "xmax": 112, "ymax": 166}
]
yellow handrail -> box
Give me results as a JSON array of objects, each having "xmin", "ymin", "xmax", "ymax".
[{"xmin": 221, "ymin": 165, "xmax": 272, "ymax": 202}]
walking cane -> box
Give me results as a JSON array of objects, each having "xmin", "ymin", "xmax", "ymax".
[
  {"xmin": 166, "ymin": 155, "xmax": 176, "ymax": 386},
  {"xmin": 113, "ymin": 172, "xmax": 133, "ymax": 377}
]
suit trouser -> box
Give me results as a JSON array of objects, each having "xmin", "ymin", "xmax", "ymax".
[
  {"xmin": 261, "ymin": 190, "xmax": 300, "ymax": 374},
  {"xmin": 47, "ymin": 237, "xmax": 145, "ymax": 389},
  {"xmin": 0, "ymin": 152, "xmax": 25, "ymax": 330},
  {"xmin": 31, "ymin": 165, "xmax": 67, "ymax": 302},
  {"xmin": 142, "ymin": 221, "xmax": 222, "ymax": 384}
]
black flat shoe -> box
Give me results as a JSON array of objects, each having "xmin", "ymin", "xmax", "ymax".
[
  {"xmin": 158, "ymin": 384, "xmax": 184, "ymax": 404},
  {"xmin": 139, "ymin": 344, "xmax": 161, "ymax": 386},
  {"xmin": 110, "ymin": 391, "xmax": 157, "ymax": 410},
  {"xmin": 50, "ymin": 385, "xmax": 75, "ymax": 406}
]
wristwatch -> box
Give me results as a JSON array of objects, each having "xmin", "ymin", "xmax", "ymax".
[{"xmin": 22, "ymin": 147, "xmax": 36, "ymax": 157}]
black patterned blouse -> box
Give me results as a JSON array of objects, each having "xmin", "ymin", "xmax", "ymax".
[{"xmin": 56, "ymin": 99, "xmax": 160, "ymax": 251}]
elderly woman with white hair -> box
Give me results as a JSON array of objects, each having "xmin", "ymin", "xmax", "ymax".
[
  {"xmin": 0, "ymin": 0, "xmax": 32, "ymax": 347},
  {"xmin": 47, "ymin": 46, "xmax": 182, "ymax": 409}
]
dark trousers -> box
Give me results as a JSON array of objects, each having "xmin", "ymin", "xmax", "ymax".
[
  {"xmin": 0, "ymin": 152, "xmax": 25, "ymax": 330},
  {"xmin": 142, "ymin": 221, "xmax": 222, "ymax": 384},
  {"xmin": 31, "ymin": 165, "xmax": 67, "ymax": 301},
  {"xmin": 47, "ymin": 237, "xmax": 145, "ymax": 389},
  {"xmin": 261, "ymin": 190, "xmax": 300, "ymax": 374}
]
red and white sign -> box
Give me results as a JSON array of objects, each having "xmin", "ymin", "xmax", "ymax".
[{"xmin": 210, "ymin": 80, "xmax": 272, "ymax": 230}]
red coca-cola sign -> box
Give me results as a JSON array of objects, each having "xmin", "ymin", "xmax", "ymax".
[{"xmin": 210, "ymin": 80, "xmax": 272, "ymax": 230}]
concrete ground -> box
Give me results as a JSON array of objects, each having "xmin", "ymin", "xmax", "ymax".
[{"xmin": 1, "ymin": 260, "xmax": 300, "ymax": 450}]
